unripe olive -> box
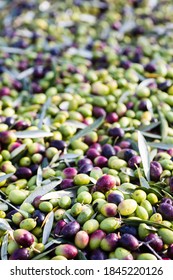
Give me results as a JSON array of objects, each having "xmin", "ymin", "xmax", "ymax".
[
  {"xmin": 100, "ymin": 217, "xmax": 121, "ymax": 233},
  {"xmin": 114, "ymin": 247, "xmax": 133, "ymax": 260},
  {"xmin": 118, "ymin": 199, "xmax": 137, "ymax": 216},
  {"xmin": 82, "ymin": 219, "xmax": 99, "ymax": 234}
]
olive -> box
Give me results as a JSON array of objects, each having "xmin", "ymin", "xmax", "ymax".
[
  {"xmin": 13, "ymin": 229, "xmax": 35, "ymax": 247},
  {"xmin": 158, "ymin": 203, "xmax": 173, "ymax": 220},
  {"xmin": 60, "ymin": 221, "xmax": 80, "ymax": 239},
  {"xmin": 53, "ymin": 220, "xmax": 67, "ymax": 237},
  {"xmin": 89, "ymin": 248, "xmax": 108, "ymax": 260},
  {"xmin": 144, "ymin": 233, "xmax": 163, "ymax": 252},
  {"xmin": 95, "ymin": 174, "xmax": 116, "ymax": 193},
  {"xmin": 100, "ymin": 233, "xmax": 119, "ymax": 251},
  {"xmin": 9, "ymin": 248, "xmax": 30, "ymax": 260},
  {"xmin": 55, "ymin": 244, "xmax": 78, "ymax": 259},
  {"xmin": 89, "ymin": 229, "xmax": 106, "ymax": 250},
  {"xmin": 74, "ymin": 230, "xmax": 89, "ymax": 249},
  {"xmin": 119, "ymin": 233, "xmax": 139, "ymax": 251},
  {"xmin": 32, "ymin": 210, "xmax": 45, "ymax": 226}
]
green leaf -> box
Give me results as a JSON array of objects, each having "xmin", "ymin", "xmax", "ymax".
[
  {"xmin": 1, "ymin": 233, "xmax": 8, "ymax": 260},
  {"xmin": 42, "ymin": 211, "xmax": 54, "ymax": 245},
  {"xmin": 118, "ymin": 183, "xmax": 137, "ymax": 194},
  {"xmin": 64, "ymin": 211, "xmax": 76, "ymax": 222},
  {"xmin": 0, "ymin": 197, "xmax": 28, "ymax": 218},
  {"xmin": 141, "ymin": 131, "xmax": 161, "ymax": 139},
  {"xmin": 0, "ymin": 173, "xmax": 14, "ymax": 183},
  {"xmin": 36, "ymin": 166, "xmax": 42, "ymax": 188},
  {"xmin": 139, "ymin": 121, "xmax": 160, "ymax": 132},
  {"xmin": 0, "ymin": 218, "xmax": 12, "ymax": 231},
  {"xmin": 40, "ymin": 189, "xmax": 76, "ymax": 201},
  {"xmin": 10, "ymin": 144, "xmax": 27, "ymax": 159},
  {"xmin": 38, "ymin": 97, "xmax": 51, "ymax": 129},
  {"xmin": 122, "ymin": 218, "xmax": 173, "ymax": 231},
  {"xmin": 147, "ymin": 142, "xmax": 173, "ymax": 150},
  {"xmin": 21, "ymin": 179, "xmax": 62, "ymax": 205},
  {"xmin": 77, "ymin": 250, "xmax": 88, "ymax": 260},
  {"xmin": 15, "ymin": 130, "xmax": 53, "ymax": 139},
  {"xmin": 64, "ymin": 120, "xmax": 87, "ymax": 129},
  {"xmin": 120, "ymin": 167, "xmax": 135, "ymax": 177},
  {"xmin": 137, "ymin": 131, "xmax": 150, "ymax": 181},
  {"xmin": 139, "ymin": 176, "xmax": 150, "ymax": 190},
  {"xmin": 69, "ymin": 116, "xmax": 104, "ymax": 144}
]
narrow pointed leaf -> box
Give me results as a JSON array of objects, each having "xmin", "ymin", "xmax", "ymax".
[
  {"xmin": 141, "ymin": 131, "xmax": 161, "ymax": 139},
  {"xmin": 147, "ymin": 142, "xmax": 173, "ymax": 150},
  {"xmin": 158, "ymin": 110, "xmax": 169, "ymax": 140},
  {"xmin": 77, "ymin": 250, "xmax": 88, "ymax": 260},
  {"xmin": 150, "ymin": 149, "xmax": 157, "ymax": 162},
  {"xmin": 38, "ymin": 97, "xmax": 51, "ymax": 129},
  {"xmin": 138, "ymin": 131, "xmax": 150, "ymax": 181},
  {"xmin": 0, "ymin": 197, "xmax": 28, "ymax": 218},
  {"xmin": 10, "ymin": 144, "xmax": 27, "ymax": 159},
  {"xmin": 139, "ymin": 121, "xmax": 160, "ymax": 132},
  {"xmin": 0, "ymin": 173, "xmax": 14, "ymax": 183},
  {"xmin": 1, "ymin": 233, "xmax": 8, "ymax": 260},
  {"xmin": 42, "ymin": 211, "xmax": 54, "ymax": 245},
  {"xmin": 36, "ymin": 166, "xmax": 42, "ymax": 187},
  {"xmin": 118, "ymin": 91, "xmax": 131, "ymax": 104},
  {"xmin": 69, "ymin": 116, "xmax": 104, "ymax": 144},
  {"xmin": 120, "ymin": 167, "xmax": 135, "ymax": 177},
  {"xmin": 64, "ymin": 120, "xmax": 87, "ymax": 129},
  {"xmin": 21, "ymin": 179, "xmax": 62, "ymax": 205},
  {"xmin": 64, "ymin": 211, "xmax": 76, "ymax": 221},
  {"xmin": 0, "ymin": 218, "xmax": 12, "ymax": 231},
  {"xmin": 15, "ymin": 130, "xmax": 53, "ymax": 139},
  {"xmin": 40, "ymin": 189, "xmax": 76, "ymax": 200},
  {"xmin": 122, "ymin": 218, "xmax": 173, "ymax": 231}
]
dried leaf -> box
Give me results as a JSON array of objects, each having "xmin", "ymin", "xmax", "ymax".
[
  {"xmin": 1, "ymin": 233, "xmax": 8, "ymax": 260},
  {"xmin": 15, "ymin": 130, "xmax": 53, "ymax": 139},
  {"xmin": 138, "ymin": 131, "xmax": 150, "ymax": 181},
  {"xmin": 69, "ymin": 116, "xmax": 104, "ymax": 144},
  {"xmin": 42, "ymin": 211, "xmax": 54, "ymax": 245},
  {"xmin": 21, "ymin": 179, "xmax": 62, "ymax": 205}
]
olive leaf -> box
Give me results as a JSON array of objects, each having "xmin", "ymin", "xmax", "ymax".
[
  {"xmin": 0, "ymin": 218, "xmax": 12, "ymax": 231},
  {"xmin": 1, "ymin": 233, "xmax": 9, "ymax": 260},
  {"xmin": 147, "ymin": 142, "xmax": 173, "ymax": 150},
  {"xmin": 77, "ymin": 250, "xmax": 88, "ymax": 260},
  {"xmin": 59, "ymin": 154, "xmax": 80, "ymax": 160},
  {"xmin": 0, "ymin": 203, "xmax": 8, "ymax": 211},
  {"xmin": 120, "ymin": 167, "xmax": 135, "ymax": 177},
  {"xmin": 150, "ymin": 149, "xmax": 157, "ymax": 162},
  {"xmin": 64, "ymin": 211, "xmax": 76, "ymax": 222},
  {"xmin": 14, "ymin": 130, "xmax": 53, "ymax": 139},
  {"xmin": 122, "ymin": 218, "xmax": 173, "ymax": 231},
  {"xmin": 0, "ymin": 197, "xmax": 28, "ymax": 218},
  {"xmin": 42, "ymin": 211, "xmax": 54, "ymax": 245},
  {"xmin": 158, "ymin": 110, "xmax": 169, "ymax": 141},
  {"xmin": 69, "ymin": 116, "xmax": 104, "ymax": 144},
  {"xmin": 137, "ymin": 131, "xmax": 150, "ymax": 181},
  {"xmin": 64, "ymin": 120, "xmax": 87, "ymax": 129},
  {"xmin": 10, "ymin": 144, "xmax": 27, "ymax": 159},
  {"xmin": 141, "ymin": 131, "xmax": 161, "ymax": 140},
  {"xmin": 118, "ymin": 91, "xmax": 131, "ymax": 104},
  {"xmin": 36, "ymin": 166, "xmax": 42, "ymax": 188},
  {"xmin": 31, "ymin": 248, "xmax": 55, "ymax": 260},
  {"xmin": 0, "ymin": 173, "xmax": 14, "ymax": 183},
  {"xmin": 137, "ymin": 78, "xmax": 155, "ymax": 89},
  {"xmin": 21, "ymin": 179, "xmax": 62, "ymax": 205},
  {"xmin": 139, "ymin": 121, "xmax": 160, "ymax": 132},
  {"xmin": 38, "ymin": 97, "xmax": 51, "ymax": 129},
  {"xmin": 17, "ymin": 67, "xmax": 34, "ymax": 80},
  {"xmin": 40, "ymin": 189, "xmax": 76, "ymax": 201},
  {"xmin": 118, "ymin": 183, "xmax": 138, "ymax": 194}
]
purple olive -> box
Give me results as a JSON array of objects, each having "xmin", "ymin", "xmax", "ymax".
[
  {"xmin": 86, "ymin": 148, "xmax": 100, "ymax": 160},
  {"xmin": 161, "ymin": 197, "xmax": 173, "ymax": 205},
  {"xmin": 158, "ymin": 203, "xmax": 173, "ymax": 220},
  {"xmin": 77, "ymin": 158, "xmax": 93, "ymax": 167},
  {"xmin": 92, "ymin": 107, "xmax": 106, "ymax": 118},
  {"xmin": 107, "ymin": 192, "xmax": 124, "ymax": 205},
  {"xmin": 90, "ymin": 143, "xmax": 102, "ymax": 152},
  {"xmin": 94, "ymin": 156, "xmax": 108, "ymax": 168},
  {"xmin": 54, "ymin": 220, "xmax": 67, "ymax": 237},
  {"xmin": 32, "ymin": 196, "xmax": 42, "ymax": 208},
  {"xmin": 95, "ymin": 174, "xmax": 116, "ymax": 193},
  {"xmin": 63, "ymin": 167, "xmax": 77, "ymax": 179},
  {"xmin": 89, "ymin": 229, "xmax": 106, "ymax": 250},
  {"xmin": 32, "ymin": 210, "xmax": 45, "ymax": 226},
  {"xmin": 89, "ymin": 248, "xmax": 108, "ymax": 260},
  {"xmin": 108, "ymin": 127, "xmax": 124, "ymax": 138},
  {"xmin": 60, "ymin": 221, "xmax": 80, "ymax": 238},
  {"xmin": 55, "ymin": 244, "xmax": 78, "ymax": 259},
  {"xmin": 78, "ymin": 164, "xmax": 93, "ymax": 174},
  {"xmin": 119, "ymin": 233, "xmax": 139, "ymax": 251},
  {"xmin": 106, "ymin": 112, "xmax": 119, "ymax": 123},
  {"xmin": 144, "ymin": 233, "xmax": 163, "ymax": 252},
  {"xmin": 128, "ymin": 155, "xmax": 141, "ymax": 169},
  {"xmin": 119, "ymin": 225, "xmax": 138, "ymax": 237},
  {"xmin": 100, "ymin": 233, "xmax": 119, "ymax": 251},
  {"xmin": 13, "ymin": 229, "xmax": 35, "ymax": 247},
  {"xmin": 9, "ymin": 248, "xmax": 30, "ymax": 260},
  {"xmin": 60, "ymin": 178, "xmax": 74, "ymax": 189},
  {"xmin": 150, "ymin": 161, "xmax": 163, "ymax": 181},
  {"xmin": 15, "ymin": 167, "xmax": 32, "ymax": 179},
  {"xmin": 101, "ymin": 144, "xmax": 116, "ymax": 158},
  {"xmin": 167, "ymin": 244, "xmax": 173, "ymax": 259},
  {"xmin": 49, "ymin": 140, "xmax": 67, "ymax": 151}
]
